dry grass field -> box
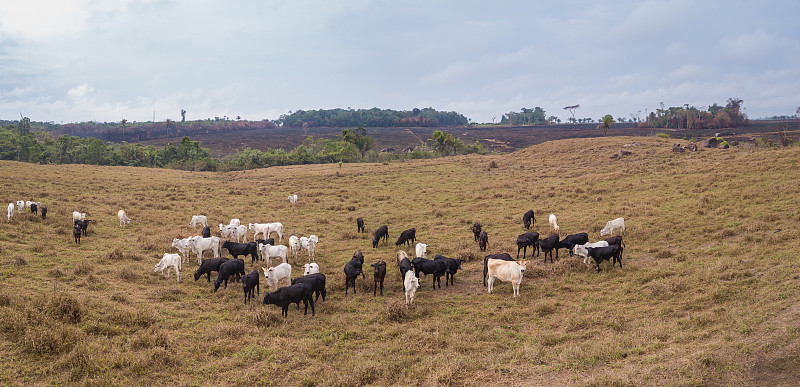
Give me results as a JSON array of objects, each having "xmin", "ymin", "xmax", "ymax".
[{"xmin": 1, "ymin": 136, "xmax": 799, "ymax": 386}]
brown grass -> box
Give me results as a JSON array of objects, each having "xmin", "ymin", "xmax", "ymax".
[{"xmin": 0, "ymin": 136, "xmax": 798, "ymax": 385}]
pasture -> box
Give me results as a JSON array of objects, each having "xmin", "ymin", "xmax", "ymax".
[{"xmin": 0, "ymin": 136, "xmax": 798, "ymax": 386}]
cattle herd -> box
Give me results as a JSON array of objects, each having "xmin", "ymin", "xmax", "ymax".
[{"xmin": 6, "ymin": 195, "xmax": 628, "ymax": 318}]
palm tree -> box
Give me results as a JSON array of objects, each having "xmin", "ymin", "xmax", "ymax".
[{"xmin": 597, "ymin": 115, "xmax": 615, "ymax": 135}]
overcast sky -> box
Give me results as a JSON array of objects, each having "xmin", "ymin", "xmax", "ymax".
[{"xmin": 1, "ymin": 0, "xmax": 798, "ymax": 124}]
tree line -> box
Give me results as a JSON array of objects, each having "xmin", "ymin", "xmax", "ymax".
[
  {"xmin": 0, "ymin": 121, "xmax": 486, "ymax": 172},
  {"xmin": 643, "ymin": 98, "xmax": 749, "ymax": 130},
  {"xmin": 276, "ymin": 107, "xmax": 469, "ymax": 128}
]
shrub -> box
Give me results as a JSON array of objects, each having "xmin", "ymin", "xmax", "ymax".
[{"xmin": 657, "ymin": 133, "xmax": 670, "ymax": 138}]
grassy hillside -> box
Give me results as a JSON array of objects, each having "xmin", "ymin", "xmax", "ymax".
[{"xmin": 1, "ymin": 136, "xmax": 798, "ymax": 386}]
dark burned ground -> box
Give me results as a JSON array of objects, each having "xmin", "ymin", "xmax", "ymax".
[{"xmin": 138, "ymin": 120, "xmax": 799, "ymax": 157}]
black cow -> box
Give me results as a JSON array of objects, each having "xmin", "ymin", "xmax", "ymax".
[
  {"xmin": 395, "ymin": 228, "xmax": 416, "ymax": 247},
  {"xmin": 74, "ymin": 219, "xmax": 91, "ymax": 237},
  {"xmin": 242, "ymin": 269, "xmax": 260, "ymax": 304},
  {"xmin": 483, "ymin": 253, "xmax": 514, "ymax": 286},
  {"xmin": 603, "ymin": 236, "xmax": 625, "ymax": 260},
  {"xmin": 372, "ymin": 260, "xmax": 387, "ymax": 296},
  {"xmin": 523, "ymin": 210, "xmax": 535, "ymax": 229},
  {"xmin": 558, "ymin": 233, "xmax": 589, "ymax": 257},
  {"xmin": 398, "ymin": 257, "xmax": 412, "ymax": 290},
  {"xmin": 538, "ymin": 234, "xmax": 560, "ymax": 263},
  {"xmin": 194, "ymin": 257, "xmax": 229, "ymax": 282},
  {"xmin": 221, "ymin": 241, "xmax": 259, "ymax": 263},
  {"xmin": 213, "ymin": 259, "xmax": 245, "ymax": 291},
  {"xmin": 255, "ymin": 238, "xmax": 275, "ymax": 247},
  {"xmin": 344, "ymin": 256, "xmax": 365, "ymax": 295},
  {"xmin": 201, "ymin": 226, "xmax": 211, "ymax": 238},
  {"xmin": 472, "ymin": 223, "xmax": 482, "ymax": 242},
  {"xmin": 434, "ymin": 255, "xmax": 463, "ymax": 287},
  {"xmin": 40, "ymin": 206, "xmax": 47, "ymax": 219},
  {"xmin": 479, "ymin": 231, "xmax": 488, "ymax": 252},
  {"xmin": 73, "ymin": 225, "xmax": 81, "ymax": 244},
  {"xmin": 372, "ymin": 225, "xmax": 389, "ymax": 248},
  {"xmin": 30, "ymin": 203, "xmax": 37, "ymax": 215},
  {"xmin": 411, "ymin": 257, "xmax": 447, "ymax": 289},
  {"xmin": 516, "ymin": 231, "xmax": 539, "ymax": 258},
  {"xmin": 587, "ymin": 245, "xmax": 623, "ymax": 272},
  {"xmin": 263, "ymin": 283, "xmax": 315, "ymax": 317},
  {"xmin": 291, "ymin": 273, "xmax": 327, "ymax": 302},
  {"xmin": 357, "ymin": 217, "xmax": 365, "ymax": 233}
]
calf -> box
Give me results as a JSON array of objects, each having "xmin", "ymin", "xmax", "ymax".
[
  {"xmin": 259, "ymin": 243, "xmax": 289, "ymax": 266},
  {"xmin": 549, "ymin": 213, "xmax": 560, "ymax": 234},
  {"xmin": 558, "ymin": 233, "xmax": 589, "ymax": 257},
  {"xmin": 372, "ymin": 260, "xmax": 387, "ymax": 296},
  {"xmin": 483, "ymin": 253, "xmax": 514, "ymax": 286},
  {"xmin": 74, "ymin": 219, "xmax": 91, "ymax": 237},
  {"xmin": 516, "ymin": 231, "xmax": 539, "ymax": 258},
  {"xmin": 73, "ymin": 224, "xmax": 82, "ymax": 244},
  {"xmin": 486, "ymin": 259, "xmax": 528, "ymax": 297},
  {"xmin": 7, "ymin": 202, "xmax": 13, "ymax": 221},
  {"xmin": 523, "ymin": 210, "xmax": 535, "ymax": 229},
  {"xmin": 395, "ymin": 228, "xmax": 416, "ymax": 247},
  {"xmin": 30, "ymin": 203, "xmax": 38, "ymax": 215},
  {"xmin": 372, "ymin": 225, "xmax": 389, "ymax": 248},
  {"xmin": 214, "ymin": 258, "xmax": 245, "ymax": 292},
  {"xmin": 154, "ymin": 253, "xmax": 182, "ymax": 282},
  {"xmin": 262, "ymin": 263, "xmax": 292, "ymax": 291},
  {"xmin": 40, "ymin": 206, "xmax": 47, "ymax": 219},
  {"xmin": 172, "ymin": 237, "xmax": 193, "ymax": 264},
  {"xmin": 291, "ymin": 273, "xmax": 327, "ymax": 302},
  {"xmin": 411, "ymin": 257, "xmax": 447, "ymax": 289},
  {"xmin": 434, "ymin": 255, "xmax": 463, "ymax": 287},
  {"xmin": 404, "ymin": 271, "xmax": 420, "ymax": 308},
  {"xmin": 587, "ymin": 245, "xmax": 623, "ymax": 272},
  {"xmin": 288, "ymin": 194, "xmax": 298, "ymax": 206},
  {"xmin": 117, "ymin": 209, "xmax": 131, "ymax": 227},
  {"xmin": 221, "ymin": 241, "xmax": 259, "ymax": 263},
  {"xmin": 263, "ymin": 283, "xmax": 315, "ymax": 317},
  {"xmin": 356, "ymin": 217, "xmax": 365, "ymax": 233},
  {"xmin": 201, "ymin": 226, "xmax": 211, "ymax": 238},
  {"xmin": 538, "ymin": 234, "xmax": 560, "ymax": 263},
  {"xmin": 189, "ymin": 215, "xmax": 208, "ymax": 228},
  {"xmin": 242, "ymin": 269, "xmax": 260, "ymax": 304},
  {"xmin": 194, "ymin": 257, "xmax": 229, "ymax": 282},
  {"xmin": 479, "ymin": 231, "xmax": 488, "ymax": 252},
  {"xmin": 289, "ymin": 235, "xmax": 300, "ymax": 260},
  {"xmin": 472, "ymin": 222, "xmax": 482, "ymax": 242},
  {"xmin": 344, "ymin": 256, "xmax": 365, "ymax": 295}
]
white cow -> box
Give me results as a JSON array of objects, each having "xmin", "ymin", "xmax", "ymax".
[
  {"xmin": 118, "ymin": 209, "xmax": 131, "ymax": 227},
  {"xmin": 248, "ymin": 223, "xmax": 271, "ymax": 240},
  {"xmin": 259, "ymin": 243, "xmax": 289, "ymax": 266},
  {"xmin": 600, "ymin": 217, "xmax": 626, "ymax": 237},
  {"xmin": 266, "ymin": 222, "xmax": 284, "ymax": 243},
  {"xmin": 72, "ymin": 211, "xmax": 87, "ymax": 222},
  {"xmin": 231, "ymin": 225, "xmax": 248, "ymax": 243},
  {"xmin": 218, "ymin": 224, "xmax": 234, "ymax": 240},
  {"xmin": 171, "ymin": 237, "xmax": 193, "ymax": 263},
  {"xmin": 229, "ymin": 218, "xmax": 241, "ymax": 227},
  {"xmin": 404, "ymin": 271, "xmax": 420, "ymax": 308},
  {"xmin": 188, "ymin": 236, "xmax": 221, "ymax": 264},
  {"xmin": 16, "ymin": 200, "xmax": 24, "ymax": 213},
  {"xmin": 396, "ymin": 250, "xmax": 409, "ymax": 267},
  {"xmin": 307, "ymin": 235, "xmax": 319, "ymax": 259},
  {"xmin": 262, "ymin": 263, "xmax": 291, "ymax": 291},
  {"xmin": 288, "ymin": 235, "xmax": 300, "ymax": 260},
  {"xmin": 189, "ymin": 215, "xmax": 208, "ymax": 228},
  {"xmin": 549, "ymin": 214, "xmax": 560, "ymax": 234},
  {"xmin": 303, "ymin": 262, "xmax": 320, "ymax": 276},
  {"xmin": 7, "ymin": 203, "xmax": 13, "ymax": 220},
  {"xmin": 288, "ymin": 194, "xmax": 298, "ymax": 206},
  {"xmin": 574, "ymin": 241, "xmax": 610, "ymax": 267},
  {"xmin": 154, "ymin": 253, "xmax": 182, "ymax": 282},
  {"xmin": 487, "ymin": 259, "xmax": 528, "ymax": 297},
  {"xmin": 415, "ymin": 243, "xmax": 427, "ymax": 258}
]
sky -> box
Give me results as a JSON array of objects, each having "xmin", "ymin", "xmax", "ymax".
[{"xmin": 0, "ymin": 0, "xmax": 798, "ymax": 124}]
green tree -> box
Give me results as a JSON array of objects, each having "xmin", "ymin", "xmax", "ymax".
[
  {"xmin": 340, "ymin": 127, "xmax": 374, "ymax": 158},
  {"xmin": 429, "ymin": 130, "xmax": 453, "ymax": 155},
  {"xmin": 597, "ymin": 115, "xmax": 615, "ymax": 135}
]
